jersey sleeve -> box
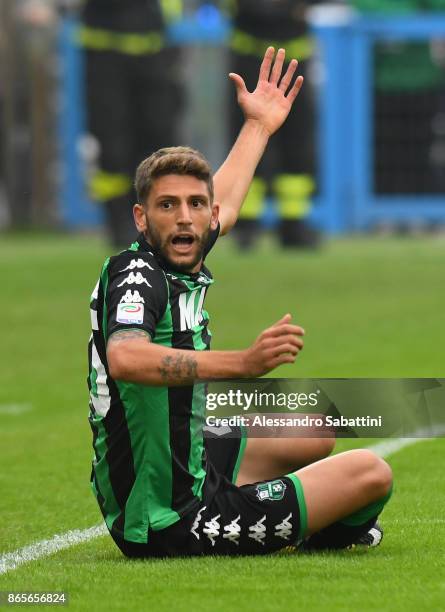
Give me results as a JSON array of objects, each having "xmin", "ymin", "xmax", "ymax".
[{"xmin": 105, "ymin": 252, "xmax": 168, "ymax": 341}]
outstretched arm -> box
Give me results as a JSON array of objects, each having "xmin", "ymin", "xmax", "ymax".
[
  {"xmin": 107, "ymin": 315, "xmax": 304, "ymax": 385},
  {"xmin": 215, "ymin": 47, "xmax": 304, "ymax": 235}
]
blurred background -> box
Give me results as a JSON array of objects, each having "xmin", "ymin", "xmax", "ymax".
[{"xmin": 1, "ymin": 0, "xmax": 445, "ymax": 247}]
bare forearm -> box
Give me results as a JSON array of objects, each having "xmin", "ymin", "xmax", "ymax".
[
  {"xmin": 214, "ymin": 120, "xmax": 270, "ymax": 234},
  {"xmin": 107, "ymin": 315, "xmax": 304, "ymax": 386},
  {"xmin": 107, "ymin": 335, "xmax": 246, "ymax": 386}
]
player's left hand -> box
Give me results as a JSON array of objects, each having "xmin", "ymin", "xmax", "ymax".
[{"xmin": 229, "ymin": 47, "xmax": 304, "ymax": 137}]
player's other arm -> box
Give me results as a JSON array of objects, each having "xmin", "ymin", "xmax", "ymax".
[
  {"xmin": 107, "ymin": 314, "xmax": 304, "ymax": 386},
  {"xmin": 215, "ymin": 47, "xmax": 304, "ymax": 235}
]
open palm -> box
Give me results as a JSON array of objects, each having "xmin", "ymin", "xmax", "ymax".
[{"xmin": 229, "ymin": 47, "xmax": 304, "ymax": 137}]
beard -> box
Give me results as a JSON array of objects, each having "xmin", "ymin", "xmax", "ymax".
[{"xmin": 145, "ymin": 223, "xmax": 211, "ymax": 273}]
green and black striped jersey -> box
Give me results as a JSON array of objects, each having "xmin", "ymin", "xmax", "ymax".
[{"xmin": 88, "ymin": 229, "xmax": 218, "ymax": 543}]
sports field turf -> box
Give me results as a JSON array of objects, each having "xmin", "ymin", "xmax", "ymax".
[{"xmin": 1, "ymin": 232, "xmax": 444, "ymax": 610}]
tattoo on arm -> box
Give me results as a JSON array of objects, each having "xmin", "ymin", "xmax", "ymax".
[
  {"xmin": 108, "ymin": 329, "xmax": 151, "ymax": 344},
  {"xmin": 158, "ymin": 353, "xmax": 198, "ymax": 384},
  {"xmin": 108, "ymin": 330, "xmax": 197, "ymax": 384}
]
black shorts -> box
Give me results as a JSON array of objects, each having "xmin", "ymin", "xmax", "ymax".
[
  {"xmin": 204, "ymin": 424, "xmax": 248, "ymax": 485},
  {"xmin": 112, "ymin": 430, "xmax": 308, "ymax": 558}
]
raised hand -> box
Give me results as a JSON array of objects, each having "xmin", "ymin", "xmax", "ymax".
[{"xmin": 229, "ymin": 47, "xmax": 304, "ymax": 137}]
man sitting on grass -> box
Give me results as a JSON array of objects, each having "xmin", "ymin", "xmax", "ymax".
[{"xmin": 88, "ymin": 47, "xmax": 392, "ymax": 557}]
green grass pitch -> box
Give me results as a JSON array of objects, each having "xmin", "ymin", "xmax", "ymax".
[{"xmin": 0, "ymin": 232, "xmax": 444, "ymax": 610}]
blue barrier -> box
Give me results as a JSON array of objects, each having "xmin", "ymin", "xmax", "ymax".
[
  {"xmin": 57, "ymin": 12, "xmax": 445, "ymax": 232},
  {"xmin": 58, "ymin": 16, "xmax": 102, "ymax": 228},
  {"xmin": 313, "ymin": 13, "xmax": 445, "ymax": 232}
]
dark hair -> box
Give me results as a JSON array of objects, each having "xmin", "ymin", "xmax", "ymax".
[{"xmin": 135, "ymin": 146, "xmax": 214, "ymax": 205}]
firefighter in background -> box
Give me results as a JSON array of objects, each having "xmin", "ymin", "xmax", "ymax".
[
  {"xmin": 79, "ymin": 0, "xmax": 183, "ymax": 247},
  {"xmin": 228, "ymin": 0, "xmax": 320, "ymax": 248}
]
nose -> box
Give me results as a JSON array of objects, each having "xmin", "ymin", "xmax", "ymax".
[{"xmin": 176, "ymin": 200, "xmax": 192, "ymax": 225}]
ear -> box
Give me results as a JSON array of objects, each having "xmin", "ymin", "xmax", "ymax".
[
  {"xmin": 133, "ymin": 203, "xmax": 147, "ymax": 232},
  {"xmin": 210, "ymin": 201, "xmax": 219, "ymax": 231}
]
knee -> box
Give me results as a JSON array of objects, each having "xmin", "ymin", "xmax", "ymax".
[
  {"xmin": 291, "ymin": 436, "xmax": 335, "ymax": 468},
  {"xmin": 315, "ymin": 436, "xmax": 336, "ymax": 460},
  {"xmin": 353, "ymin": 449, "xmax": 393, "ymax": 499}
]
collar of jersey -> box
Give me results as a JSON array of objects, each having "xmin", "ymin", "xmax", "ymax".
[{"xmin": 135, "ymin": 233, "xmax": 214, "ymax": 285}]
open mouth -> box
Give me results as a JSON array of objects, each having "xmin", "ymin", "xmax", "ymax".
[
  {"xmin": 172, "ymin": 235, "xmax": 195, "ymax": 246},
  {"xmin": 170, "ymin": 234, "xmax": 196, "ymax": 254}
]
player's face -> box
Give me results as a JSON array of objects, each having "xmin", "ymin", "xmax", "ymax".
[{"xmin": 133, "ymin": 174, "xmax": 219, "ymax": 273}]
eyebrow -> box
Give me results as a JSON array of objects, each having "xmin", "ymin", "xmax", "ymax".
[{"xmin": 155, "ymin": 194, "xmax": 209, "ymax": 201}]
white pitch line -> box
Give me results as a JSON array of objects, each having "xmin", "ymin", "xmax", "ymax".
[
  {"xmin": 369, "ymin": 424, "xmax": 445, "ymax": 458},
  {"xmin": 0, "ymin": 525, "xmax": 107, "ymax": 575},
  {"xmin": 1, "ymin": 430, "xmax": 444, "ymax": 575}
]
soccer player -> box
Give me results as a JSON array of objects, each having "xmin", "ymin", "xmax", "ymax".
[{"xmin": 88, "ymin": 48, "xmax": 392, "ymax": 557}]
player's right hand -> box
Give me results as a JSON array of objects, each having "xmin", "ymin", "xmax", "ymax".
[
  {"xmin": 229, "ymin": 47, "xmax": 304, "ymax": 138},
  {"xmin": 242, "ymin": 314, "xmax": 305, "ymax": 377}
]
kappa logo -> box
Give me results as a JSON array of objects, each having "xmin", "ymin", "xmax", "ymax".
[
  {"xmin": 274, "ymin": 513, "xmax": 293, "ymax": 541},
  {"xmin": 256, "ymin": 479, "xmax": 287, "ymax": 502},
  {"xmin": 203, "ymin": 514, "xmax": 221, "ymax": 547},
  {"xmin": 191, "ymin": 505, "xmax": 207, "ymax": 540},
  {"xmin": 117, "ymin": 272, "xmax": 152, "ymax": 288},
  {"xmin": 119, "ymin": 290, "xmax": 145, "ymax": 304},
  {"xmin": 223, "ymin": 515, "xmax": 241, "ymax": 545},
  {"xmin": 178, "ymin": 287, "xmax": 206, "ymax": 331},
  {"xmin": 248, "ymin": 515, "xmax": 267, "ymax": 546},
  {"xmin": 120, "ymin": 258, "xmax": 154, "ymax": 272}
]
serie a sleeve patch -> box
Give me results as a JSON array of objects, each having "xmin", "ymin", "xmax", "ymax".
[{"xmin": 116, "ymin": 302, "xmax": 145, "ymax": 325}]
